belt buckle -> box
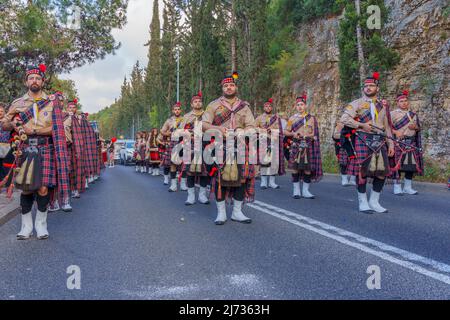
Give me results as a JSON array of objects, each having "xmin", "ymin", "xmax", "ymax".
[{"xmin": 28, "ymin": 138, "xmax": 38, "ymax": 146}]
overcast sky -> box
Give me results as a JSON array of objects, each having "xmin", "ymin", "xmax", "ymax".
[{"xmin": 60, "ymin": 0, "xmax": 154, "ymax": 114}]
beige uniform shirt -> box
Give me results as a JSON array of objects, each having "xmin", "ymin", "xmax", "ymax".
[
  {"xmin": 286, "ymin": 113, "xmax": 316, "ymax": 138},
  {"xmin": 340, "ymin": 97, "xmax": 393, "ymax": 147},
  {"xmin": 390, "ymin": 108, "xmax": 419, "ymax": 137},
  {"xmin": 161, "ymin": 116, "xmax": 184, "ymax": 135},
  {"xmin": 182, "ymin": 110, "xmax": 204, "ymax": 130},
  {"xmin": 7, "ymin": 92, "xmax": 55, "ymax": 134},
  {"xmin": 255, "ymin": 113, "xmax": 281, "ymax": 130},
  {"xmin": 63, "ymin": 113, "xmax": 73, "ymax": 143},
  {"xmin": 202, "ymin": 97, "xmax": 255, "ymax": 130}
]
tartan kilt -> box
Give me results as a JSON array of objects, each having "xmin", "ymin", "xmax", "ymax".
[
  {"xmin": 338, "ymin": 147, "xmax": 349, "ymax": 167},
  {"xmin": 162, "ymin": 139, "xmax": 183, "ymax": 167},
  {"xmin": 347, "ymin": 133, "xmax": 389, "ymax": 177},
  {"xmin": 138, "ymin": 146, "xmax": 146, "ymax": 161},
  {"xmin": 391, "ymin": 139, "xmax": 422, "ymax": 178},
  {"xmin": 186, "ymin": 140, "xmax": 208, "ymax": 177},
  {"xmin": 19, "ymin": 143, "xmax": 57, "ymax": 188},
  {"xmin": 160, "ymin": 143, "xmax": 171, "ymax": 167}
]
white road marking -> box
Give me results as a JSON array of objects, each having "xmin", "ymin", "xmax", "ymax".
[{"xmin": 248, "ymin": 200, "xmax": 450, "ymax": 286}]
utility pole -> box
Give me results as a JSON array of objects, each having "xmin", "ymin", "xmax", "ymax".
[
  {"xmin": 176, "ymin": 49, "xmax": 180, "ymax": 102},
  {"xmin": 355, "ymin": 0, "xmax": 366, "ymax": 85}
]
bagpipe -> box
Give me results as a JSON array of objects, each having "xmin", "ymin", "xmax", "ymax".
[
  {"xmin": 0, "ymin": 119, "xmax": 41, "ymax": 195},
  {"xmin": 339, "ymin": 126, "xmax": 358, "ymax": 160},
  {"xmin": 369, "ymin": 124, "xmax": 423, "ymax": 153},
  {"xmin": 283, "ymin": 137, "xmax": 293, "ymax": 161}
]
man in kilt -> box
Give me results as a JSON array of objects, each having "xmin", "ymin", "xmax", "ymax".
[
  {"xmin": 64, "ymin": 99, "xmax": 85, "ymax": 200},
  {"xmin": 255, "ymin": 98, "xmax": 285, "ymax": 190},
  {"xmin": 390, "ymin": 90, "xmax": 423, "ymax": 195},
  {"xmin": 333, "ymin": 119, "xmax": 357, "ymax": 186},
  {"xmin": 160, "ymin": 102, "xmax": 187, "ymax": 192},
  {"xmin": 181, "ymin": 91, "xmax": 210, "ymax": 206},
  {"xmin": 156, "ymin": 130, "xmax": 169, "ymax": 184},
  {"xmin": 134, "ymin": 132, "xmax": 147, "ymax": 173},
  {"xmin": 79, "ymin": 113, "xmax": 97, "ymax": 188},
  {"xmin": 284, "ymin": 94, "xmax": 322, "ymax": 199},
  {"xmin": 146, "ymin": 128, "xmax": 162, "ymax": 176},
  {"xmin": 202, "ymin": 74, "xmax": 255, "ymax": 225},
  {"xmin": 340, "ymin": 72, "xmax": 395, "ymax": 214},
  {"xmin": 1, "ymin": 64, "xmax": 70, "ymax": 240}
]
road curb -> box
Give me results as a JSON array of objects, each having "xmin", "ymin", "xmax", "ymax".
[{"xmin": 323, "ymin": 173, "xmax": 447, "ymax": 188}]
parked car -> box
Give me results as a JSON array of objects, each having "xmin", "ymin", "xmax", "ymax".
[{"xmin": 118, "ymin": 140, "xmax": 136, "ymax": 166}]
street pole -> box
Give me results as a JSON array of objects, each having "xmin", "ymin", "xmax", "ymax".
[{"xmin": 176, "ymin": 49, "xmax": 180, "ymax": 102}]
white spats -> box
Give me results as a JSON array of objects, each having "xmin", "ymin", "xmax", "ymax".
[
  {"xmin": 17, "ymin": 212, "xmax": 33, "ymax": 240},
  {"xmin": 185, "ymin": 188, "xmax": 196, "ymax": 206},
  {"xmin": 302, "ymin": 182, "xmax": 315, "ymax": 199},
  {"xmin": 358, "ymin": 192, "xmax": 372, "ymax": 213},
  {"xmin": 180, "ymin": 178, "xmax": 188, "ymax": 191},
  {"xmin": 269, "ymin": 176, "xmax": 279, "ymax": 189},
  {"xmin": 169, "ymin": 179, "xmax": 178, "ymax": 192},
  {"xmin": 198, "ymin": 187, "xmax": 210, "ymax": 205},
  {"xmin": 260, "ymin": 176, "xmax": 268, "ymax": 189},
  {"xmin": 35, "ymin": 210, "xmax": 49, "ymax": 240},
  {"xmin": 394, "ymin": 183, "xmax": 404, "ymax": 195},
  {"xmin": 293, "ymin": 182, "xmax": 301, "ymax": 199},
  {"xmin": 403, "ymin": 179, "xmax": 418, "ymax": 195},
  {"xmin": 341, "ymin": 175, "xmax": 350, "ymax": 186},
  {"xmin": 215, "ymin": 201, "xmax": 227, "ymax": 225},
  {"xmin": 369, "ymin": 191, "xmax": 388, "ymax": 213},
  {"xmin": 231, "ymin": 200, "xmax": 252, "ymax": 224}
]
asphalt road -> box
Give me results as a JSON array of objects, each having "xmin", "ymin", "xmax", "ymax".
[{"xmin": 0, "ymin": 165, "xmax": 449, "ymax": 300}]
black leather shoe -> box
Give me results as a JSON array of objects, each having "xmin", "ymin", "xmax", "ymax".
[
  {"xmin": 231, "ymin": 218, "xmax": 252, "ymax": 224},
  {"xmin": 215, "ymin": 220, "xmax": 226, "ymax": 225}
]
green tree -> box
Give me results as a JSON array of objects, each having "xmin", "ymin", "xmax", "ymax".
[
  {"xmin": 144, "ymin": 0, "xmax": 163, "ymax": 127},
  {"xmin": 0, "ymin": 0, "xmax": 129, "ymax": 102}
]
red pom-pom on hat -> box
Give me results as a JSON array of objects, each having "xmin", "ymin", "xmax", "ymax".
[
  {"xmin": 373, "ymin": 72, "xmax": 380, "ymax": 80},
  {"xmin": 73, "ymin": 98, "xmax": 78, "ymax": 104},
  {"xmin": 402, "ymin": 90, "xmax": 409, "ymax": 96},
  {"xmin": 198, "ymin": 91, "xmax": 202, "ymax": 98},
  {"xmin": 39, "ymin": 64, "xmax": 46, "ymax": 73},
  {"xmin": 268, "ymin": 98, "xmax": 273, "ymax": 104},
  {"xmin": 176, "ymin": 102, "xmax": 181, "ymax": 107}
]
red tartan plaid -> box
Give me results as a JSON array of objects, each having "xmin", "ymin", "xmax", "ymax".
[
  {"xmin": 391, "ymin": 139, "xmax": 423, "ymax": 179},
  {"xmin": 79, "ymin": 116, "xmax": 98, "ymax": 176},
  {"xmin": 19, "ymin": 142, "xmax": 57, "ymax": 187},
  {"xmin": 209, "ymin": 139, "xmax": 256, "ymax": 203},
  {"xmin": 346, "ymin": 132, "xmax": 388, "ymax": 177},
  {"xmin": 338, "ymin": 146, "xmax": 349, "ymax": 166},
  {"xmin": 287, "ymin": 117, "xmax": 322, "ymax": 182},
  {"xmin": 51, "ymin": 98, "xmax": 71, "ymax": 200},
  {"xmin": 71, "ymin": 115, "xmax": 86, "ymax": 192}
]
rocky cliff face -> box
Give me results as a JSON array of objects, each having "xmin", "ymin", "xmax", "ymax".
[{"xmin": 282, "ymin": 0, "xmax": 449, "ymax": 163}]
